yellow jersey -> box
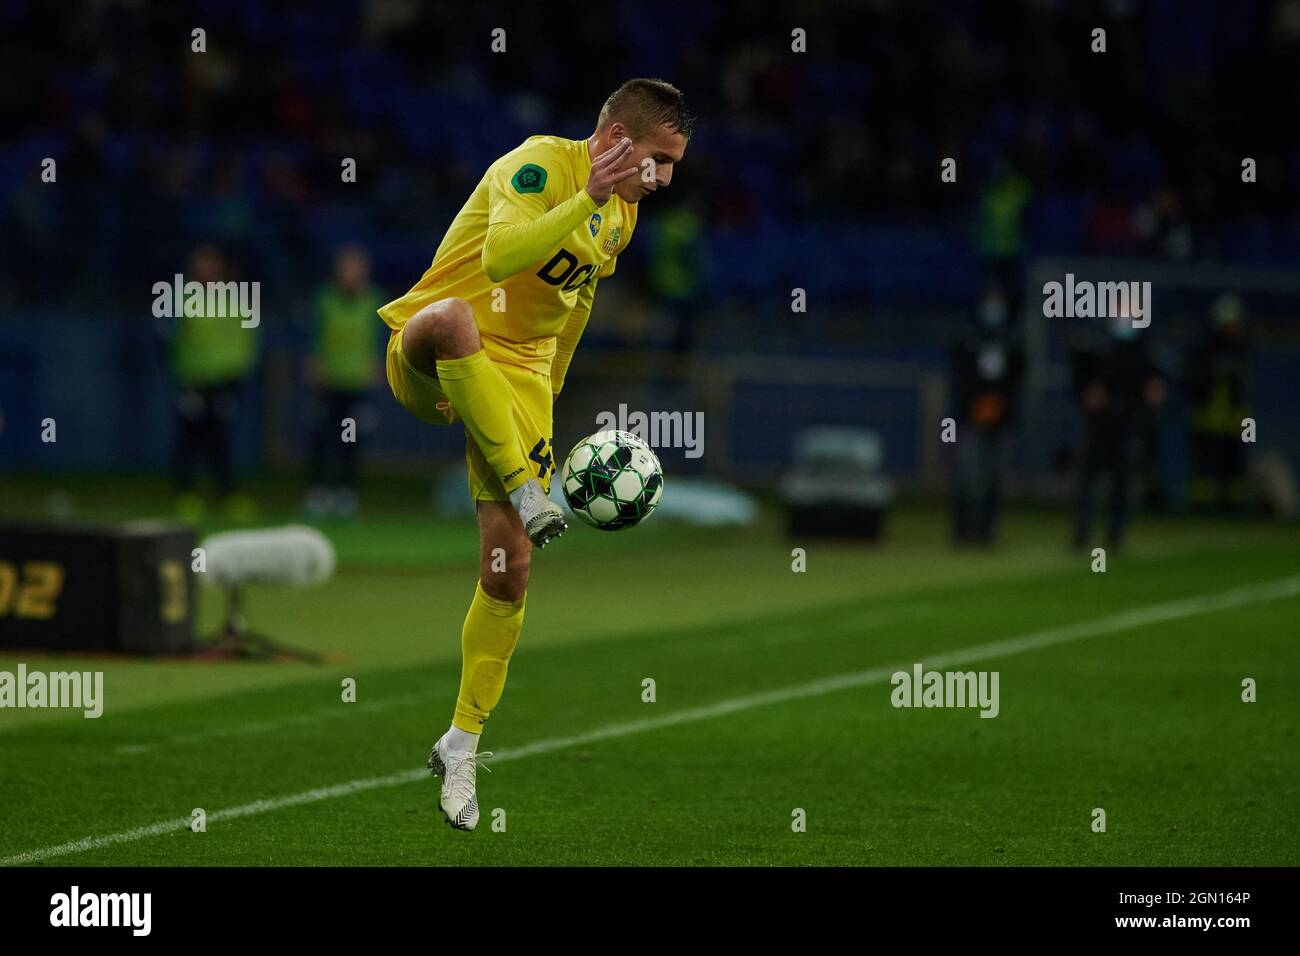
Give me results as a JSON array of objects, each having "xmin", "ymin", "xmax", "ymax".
[{"xmin": 378, "ymin": 135, "xmax": 637, "ymax": 376}]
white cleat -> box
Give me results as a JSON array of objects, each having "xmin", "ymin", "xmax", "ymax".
[
  {"xmin": 427, "ymin": 735, "xmax": 493, "ymax": 831},
  {"xmin": 513, "ymin": 479, "xmax": 567, "ymax": 548}
]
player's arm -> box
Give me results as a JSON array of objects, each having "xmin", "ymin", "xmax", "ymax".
[
  {"xmin": 551, "ymin": 276, "xmax": 598, "ymax": 398},
  {"xmin": 482, "ymin": 138, "xmax": 638, "ymax": 283}
]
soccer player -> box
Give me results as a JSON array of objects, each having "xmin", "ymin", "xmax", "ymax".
[{"xmin": 378, "ymin": 79, "xmax": 691, "ymax": 830}]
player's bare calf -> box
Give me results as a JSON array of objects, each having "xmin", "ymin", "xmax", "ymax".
[{"xmin": 478, "ymin": 499, "xmax": 530, "ymax": 601}]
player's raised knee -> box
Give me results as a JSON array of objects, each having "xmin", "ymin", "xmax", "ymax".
[
  {"xmin": 405, "ymin": 297, "xmax": 479, "ymax": 366},
  {"xmin": 430, "ymin": 296, "xmax": 474, "ymax": 327}
]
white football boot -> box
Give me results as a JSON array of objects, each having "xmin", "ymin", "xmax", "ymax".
[
  {"xmin": 427, "ymin": 735, "xmax": 493, "ymax": 831},
  {"xmin": 510, "ymin": 478, "xmax": 567, "ymax": 548}
]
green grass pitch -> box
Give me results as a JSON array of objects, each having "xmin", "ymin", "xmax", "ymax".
[{"xmin": 1, "ymin": 482, "xmax": 1297, "ymax": 866}]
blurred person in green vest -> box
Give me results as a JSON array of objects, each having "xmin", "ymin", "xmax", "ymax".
[
  {"xmin": 975, "ymin": 157, "xmax": 1032, "ymax": 311},
  {"xmin": 648, "ymin": 203, "xmax": 709, "ymax": 355},
  {"xmin": 169, "ymin": 242, "xmax": 260, "ymax": 523},
  {"xmin": 1187, "ymin": 294, "xmax": 1252, "ymax": 511},
  {"xmin": 303, "ymin": 245, "xmax": 384, "ymax": 518}
]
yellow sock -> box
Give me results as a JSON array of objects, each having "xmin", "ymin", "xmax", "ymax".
[
  {"xmin": 452, "ymin": 581, "xmax": 526, "ymax": 733},
  {"xmin": 436, "ymin": 349, "xmax": 530, "ymax": 493}
]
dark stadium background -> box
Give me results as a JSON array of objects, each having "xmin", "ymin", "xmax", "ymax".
[
  {"xmin": 0, "ymin": 0, "xmax": 1298, "ymax": 877},
  {"xmin": 3, "ymin": 0, "xmax": 1297, "ymax": 491}
]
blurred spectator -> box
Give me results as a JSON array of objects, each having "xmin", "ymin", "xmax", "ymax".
[
  {"xmin": 950, "ymin": 283, "xmax": 1024, "ymax": 544},
  {"xmin": 1187, "ymin": 294, "xmax": 1252, "ymax": 512},
  {"xmin": 648, "ymin": 204, "xmax": 711, "ymax": 355},
  {"xmin": 1134, "ymin": 189, "xmax": 1195, "ymax": 260},
  {"xmin": 1070, "ymin": 315, "xmax": 1168, "ymax": 550},
  {"xmin": 303, "ymin": 245, "xmax": 383, "ymax": 519},
  {"xmin": 975, "ymin": 159, "xmax": 1032, "ymax": 309},
  {"xmin": 168, "ymin": 243, "xmax": 260, "ymax": 522}
]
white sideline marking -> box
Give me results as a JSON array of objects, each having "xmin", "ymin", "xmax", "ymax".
[{"xmin": 4, "ymin": 574, "xmax": 1298, "ymax": 866}]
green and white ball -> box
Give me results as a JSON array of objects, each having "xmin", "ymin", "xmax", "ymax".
[{"xmin": 561, "ymin": 430, "xmax": 664, "ymax": 531}]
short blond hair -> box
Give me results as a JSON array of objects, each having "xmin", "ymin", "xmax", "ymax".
[{"xmin": 597, "ymin": 78, "xmax": 694, "ymax": 140}]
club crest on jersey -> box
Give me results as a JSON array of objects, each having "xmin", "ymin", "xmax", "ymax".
[
  {"xmin": 602, "ymin": 226, "xmax": 622, "ymax": 254},
  {"xmin": 589, "ymin": 212, "xmax": 602, "ymax": 237}
]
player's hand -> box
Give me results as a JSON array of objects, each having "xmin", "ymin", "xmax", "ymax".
[{"xmin": 585, "ymin": 137, "xmax": 639, "ymax": 206}]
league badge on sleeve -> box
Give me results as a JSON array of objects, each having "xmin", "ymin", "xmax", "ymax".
[{"xmin": 511, "ymin": 163, "xmax": 547, "ymax": 194}]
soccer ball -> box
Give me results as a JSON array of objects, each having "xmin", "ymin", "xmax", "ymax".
[{"xmin": 560, "ymin": 430, "xmax": 664, "ymax": 531}]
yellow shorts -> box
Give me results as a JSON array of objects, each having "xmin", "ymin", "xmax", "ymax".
[{"xmin": 385, "ymin": 327, "xmax": 556, "ymax": 502}]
